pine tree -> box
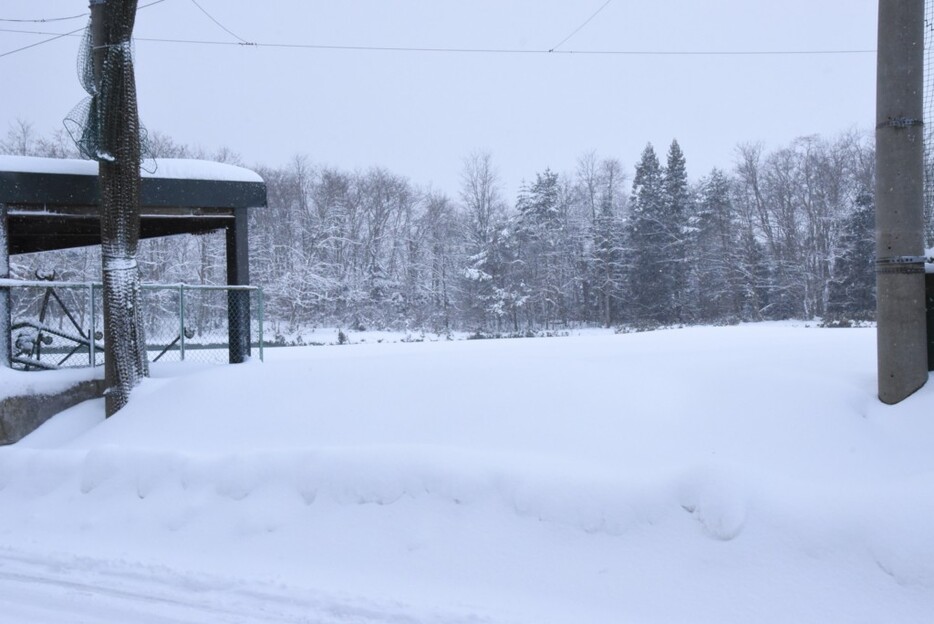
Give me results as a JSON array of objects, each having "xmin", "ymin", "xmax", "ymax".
[
  {"xmin": 664, "ymin": 140, "xmax": 690, "ymax": 323},
  {"xmin": 826, "ymin": 190, "xmax": 875, "ymax": 321},
  {"xmin": 514, "ymin": 169, "xmax": 565, "ymax": 326},
  {"xmin": 689, "ymin": 169, "xmax": 741, "ymax": 322},
  {"xmin": 626, "ymin": 144, "xmax": 671, "ymax": 324}
]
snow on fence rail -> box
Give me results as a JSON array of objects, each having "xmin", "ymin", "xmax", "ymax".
[{"xmin": 0, "ymin": 279, "xmax": 264, "ymax": 370}]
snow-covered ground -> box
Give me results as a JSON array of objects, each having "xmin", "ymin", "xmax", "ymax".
[{"xmin": 2, "ymin": 323, "xmax": 933, "ymax": 623}]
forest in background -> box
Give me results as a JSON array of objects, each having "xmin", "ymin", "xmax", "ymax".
[{"xmin": 1, "ymin": 121, "xmax": 880, "ymax": 336}]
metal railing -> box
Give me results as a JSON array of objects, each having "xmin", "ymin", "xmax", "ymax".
[{"xmin": 1, "ymin": 279, "xmax": 264, "ymax": 370}]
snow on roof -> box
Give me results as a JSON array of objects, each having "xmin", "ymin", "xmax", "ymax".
[
  {"xmin": 0, "ymin": 155, "xmax": 263, "ymax": 184},
  {"xmin": 0, "ymin": 155, "xmax": 96, "ymax": 176},
  {"xmin": 143, "ymin": 159, "xmax": 264, "ymax": 183}
]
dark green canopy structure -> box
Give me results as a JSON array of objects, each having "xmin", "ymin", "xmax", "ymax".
[
  {"xmin": 0, "ymin": 156, "xmax": 265, "ymax": 254},
  {"xmin": 0, "ymin": 155, "xmax": 267, "ymax": 366}
]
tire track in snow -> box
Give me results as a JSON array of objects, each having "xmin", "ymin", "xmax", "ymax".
[{"xmin": 0, "ymin": 551, "xmax": 491, "ymax": 624}]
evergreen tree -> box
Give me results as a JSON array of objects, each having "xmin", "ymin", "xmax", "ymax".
[
  {"xmin": 626, "ymin": 144, "xmax": 671, "ymax": 324},
  {"xmin": 514, "ymin": 170, "xmax": 563, "ymax": 325},
  {"xmin": 826, "ymin": 190, "xmax": 875, "ymax": 321},
  {"xmin": 480, "ymin": 224, "xmax": 524, "ymax": 331},
  {"xmin": 663, "ymin": 140, "xmax": 690, "ymax": 323},
  {"xmin": 688, "ymin": 169, "xmax": 741, "ymax": 322},
  {"xmin": 736, "ymin": 228, "xmax": 770, "ymax": 321}
]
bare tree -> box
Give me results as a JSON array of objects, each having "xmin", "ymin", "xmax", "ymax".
[
  {"xmin": 0, "ymin": 119, "xmax": 37, "ymax": 156},
  {"xmin": 459, "ymin": 151, "xmax": 507, "ymax": 328}
]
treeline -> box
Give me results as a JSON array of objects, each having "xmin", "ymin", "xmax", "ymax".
[
  {"xmin": 3, "ymin": 122, "xmax": 877, "ymax": 333},
  {"xmin": 248, "ymin": 133, "xmax": 877, "ymax": 331}
]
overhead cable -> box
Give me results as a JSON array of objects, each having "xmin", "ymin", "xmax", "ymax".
[
  {"xmin": 0, "ymin": 0, "xmax": 166, "ymax": 60},
  {"xmin": 0, "ymin": 28, "xmax": 876, "ymax": 58},
  {"xmin": 0, "ymin": 13, "xmax": 88, "ymax": 24},
  {"xmin": 0, "ymin": 25, "xmax": 86, "ymax": 59},
  {"xmin": 550, "ymin": 0, "xmax": 614, "ymax": 52},
  {"xmin": 188, "ymin": 0, "xmax": 253, "ymax": 45}
]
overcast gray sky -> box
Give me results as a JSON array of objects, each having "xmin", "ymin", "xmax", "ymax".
[{"xmin": 1, "ymin": 1, "xmax": 877, "ymax": 199}]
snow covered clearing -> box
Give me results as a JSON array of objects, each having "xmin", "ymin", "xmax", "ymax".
[{"xmin": 1, "ymin": 324, "xmax": 933, "ymax": 622}]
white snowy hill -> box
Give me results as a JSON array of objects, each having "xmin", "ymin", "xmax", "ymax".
[{"xmin": 0, "ymin": 324, "xmax": 932, "ymax": 623}]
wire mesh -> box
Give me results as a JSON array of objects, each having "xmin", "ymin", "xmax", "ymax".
[
  {"xmin": 63, "ymin": 9, "xmax": 153, "ymax": 170},
  {"xmin": 7, "ymin": 282, "xmax": 263, "ymax": 370}
]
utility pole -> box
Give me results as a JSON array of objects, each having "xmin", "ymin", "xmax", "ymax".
[
  {"xmin": 89, "ymin": 0, "xmax": 149, "ymax": 415},
  {"xmin": 876, "ymin": 0, "xmax": 928, "ymax": 404}
]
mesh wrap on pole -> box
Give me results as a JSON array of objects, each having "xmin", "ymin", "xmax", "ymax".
[
  {"xmin": 90, "ymin": 0, "xmax": 149, "ymax": 415},
  {"xmin": 64, "ymin": 4, "xmax": 151, "ymax": 170}
]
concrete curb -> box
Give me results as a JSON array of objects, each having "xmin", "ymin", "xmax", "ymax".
[{"xmin": 0, "ymin": 379, "xmax": 107, "ymax": 445}]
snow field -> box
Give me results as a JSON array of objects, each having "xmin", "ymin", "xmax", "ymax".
[{"xmin": 1, "ymin": 324, "xmax": 934, "ymax": 622}]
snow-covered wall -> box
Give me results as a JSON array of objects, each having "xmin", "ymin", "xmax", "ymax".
[{"xmin": 0, "ymin": 369, "xmax": 104, "ymax": 444}]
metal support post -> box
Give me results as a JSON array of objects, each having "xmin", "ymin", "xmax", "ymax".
[
  {"xmin": 226, "ymin": 208, "xmax": 251, "ymax": 363},
  {"xmin": 258, "ymin": 288, "xmax": 264, "ymax": 362},
  {"xmin": 179, "ymin": 283, "xmax": 186, "ymax": 361},
  {"xmin": 0, "ymin": 203, "xmax": 10, "ymax": 369},
  {"xmin": 876, "ymin": 0, "xmax": 928, "ymax": 403},
  {"xmin": 88, "ymin": 283, "xmax": 96, "ymax": 366}
]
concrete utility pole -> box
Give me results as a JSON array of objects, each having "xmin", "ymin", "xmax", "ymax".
[{"xmin": 876, "ymin": 0, "xmax": 928, "ymax": 404}]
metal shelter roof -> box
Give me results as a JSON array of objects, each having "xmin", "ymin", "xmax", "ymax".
[{"xmin": 0, "ymin": 156, "xmax": 266, "ymax": 254}]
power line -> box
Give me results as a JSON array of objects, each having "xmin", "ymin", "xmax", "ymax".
[
  {"xmin": 0, "ymin": 27, "xmax": 876, "ymax": 58},
  {"xmin": 550, "ymin": 0, "xmax": 613, "ymax": 52},
  {"xmin": 547, "ymin": 48, "xmax": 876, "ymax": 56},
  {"xmin": 0, "ymin": 0, "xmax": 166, "ymax": 60},
  {"xmin": 0, "ymin": 0, "xmax": 164, "ymax": 24},
  {"xmin": 91, "ymin": 37, "xmax": 886, "ymax": 57},
  {"xmin": 0, "ymin": 12, "xmax": 88, "ymax": 24},
  {"xmin": 0, "ymin": 25, "xmax": 86, "ymax": 60},
  {"xmin": 188, "ymin": 0, "xmax": 252, "ymax": 45},
  {"xmin": 139, "ymin": 0, "xmax": 168, "ymax": 12}
]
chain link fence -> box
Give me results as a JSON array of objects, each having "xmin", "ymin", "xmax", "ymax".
[{"xmin": 6, "ymin": 280, "xmax": 263, "ymax": 370}]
